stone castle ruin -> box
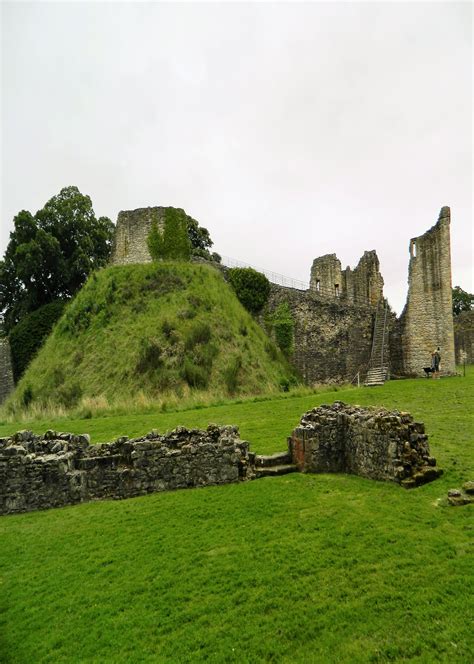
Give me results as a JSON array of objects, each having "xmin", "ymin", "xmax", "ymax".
[
  {"xmin": 0, "ymin": 204, "xmax": 457, "ymax": 404},
  {"xmin": 0, "ymin": 403, "xmax": 442, "ymax": 515},
  {"xmin": 108, "ymin": 204, "xmax": 456, "ymax": 384}
]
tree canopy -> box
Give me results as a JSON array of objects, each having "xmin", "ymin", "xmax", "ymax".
[
  {"xmin": 0, "ymin": 186, "xmax": 114, "ymax": 333},
  {"xmin": 452, "ymin": 286, "xmax": 473, "ymax": 316}
]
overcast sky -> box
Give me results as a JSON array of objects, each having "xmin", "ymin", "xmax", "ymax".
[{"xmin": 1, "ymin": 1, "xmax": 472, "ymax": 313}]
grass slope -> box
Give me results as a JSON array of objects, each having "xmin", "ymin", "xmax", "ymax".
[
  {"xmin": 6, "ymin": 262, "xmax": 294, "ymax": 414},
  {"xmin": 1, "ymin": 370, "xmax": 473, "ymax": 662}
]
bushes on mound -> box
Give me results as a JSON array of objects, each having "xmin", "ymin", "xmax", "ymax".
[
  {"xmin": 227, "ymin": 268, "xmax": 270, "ymax": 314},
  {"xmin": 9, "ymin": 300, "xmax": 66, "ymax": 381}
]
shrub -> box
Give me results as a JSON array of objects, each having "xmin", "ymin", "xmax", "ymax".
[
  {"xmin": 9, "ymin": 300, "xmax": 66, "ymax": 381},
  {"xmin": 136, "ymin": 339, "xmax": 163, "ymax": 374},
  {"xmin": 57, "ymin": 381, "xmax": 82, "ymax": 408},
  {"xmin": 227, "ymin": 268, "xmax": 270, "ymax": 314},
  {"xmin": 21, "ymin": 385, "xmax": 33, "ymax": 408},
  {"xmin": 184, "ymin": 322, "xmax": 211, "ymax": 350},
  {"xmin": 182, "ymin": 359, "xmax": 209, "ymax": 389},
  {"xmin": 223, "ymin": 355, "xmax": 242, "ymax": 395}
]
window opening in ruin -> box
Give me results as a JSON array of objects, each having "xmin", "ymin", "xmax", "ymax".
[
  {"xmin": 410, "ymin": 240, "xmax": 417, "ymax": 258},
  {"xmin": 316, "ymin": 279, "xmax": 321, "ymax": 292},
  {"xmin": 335, "ymin": 284, "xmax": 340, "ymax": 297}
]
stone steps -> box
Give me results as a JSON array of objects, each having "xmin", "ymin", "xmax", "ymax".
[
  {"xmin": 254, "ymin": 451, "xmax": 292, "ymax": 467},
  {"xmin": 255, "ymin": 464, "xmax": 298, "ymax": 478},
  {"xmin": 254, "ymin": 451, "xmax": 298, "ymax": 478}
]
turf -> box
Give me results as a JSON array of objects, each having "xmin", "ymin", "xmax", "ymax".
[{"xmin": 1, "ymin": 370, "xmax": 473, "ymax": 663}]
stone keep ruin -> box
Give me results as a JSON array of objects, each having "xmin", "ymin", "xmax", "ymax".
[
  {"xmin": 0, "ymin": 403, "xmax": 442, "ymax": 515},
  {"xmin": 108, "ymin": 204, "xmax": 456, "ymax": 385}
]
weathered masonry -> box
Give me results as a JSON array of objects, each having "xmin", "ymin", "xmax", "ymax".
[
  {"xmin": 288, "ymin": 402, "xmax": 442, "ymax": 488},
  {"xmin": 111, "ymin": 207, "xmax": 167, "ymax": 265},
  {"xmin": 0, "ymin": 425, "xmax": 253, "ymax": 515},
  {"xmin": 392, "ymin": 207, "xmax": 456, "ymax": 376},
  {"xmin": 1, "ymin": 404, "xmax": 442, "ymax": 516},
  {"xmin": 0, "ymin": 338, "xmax": 14, "ymax": 405}
]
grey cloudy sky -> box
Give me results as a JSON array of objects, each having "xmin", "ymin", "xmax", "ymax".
[{"xmin": 1, "ymin": 1, "xmax": 472, "ymax": 313}]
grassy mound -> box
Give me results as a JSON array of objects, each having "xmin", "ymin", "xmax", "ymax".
[
  {"xmin": 7, "ymin": 262, "xmax": 295, "ymax": 414},
  {"xmin": 1, "ymin": 370, "xmax": 472, "ymax": 662}
]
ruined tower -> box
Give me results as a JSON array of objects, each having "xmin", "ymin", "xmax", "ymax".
[
  {"xmin": 310, "ymin": 251, "xmax": 384, "ymax": 307},
  {"xmin": 110, "ymin": 207, "xmax": 167, "ymax": 265},
  {"xmin": 397, "ymin": 206, "xmax": 455, "ymax": 376}
]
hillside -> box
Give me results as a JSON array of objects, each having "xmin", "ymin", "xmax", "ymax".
[{"xmin": 7, "ymin": 262, "xmax": 295, "ymax": 413}]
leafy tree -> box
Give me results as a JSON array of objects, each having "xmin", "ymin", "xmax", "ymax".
[
  {"xmin": 0, "ymin": 186, "xmax": 114, "ymax": 332},
  {"xmin": 9, "ymin": 300, "xmax": 66, "ymax": 381},
  {"xmin": 227, "ymin": 267, "xmax": 271, "ymax": 314},
  {"xmin": 452, "ymin": 286, "xmax": 473, "ymax": 316}
]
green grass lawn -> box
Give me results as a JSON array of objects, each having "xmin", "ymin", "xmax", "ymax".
[{"xmin": 1, "ymin": 370, "xmax": 473, "ymax": 662}]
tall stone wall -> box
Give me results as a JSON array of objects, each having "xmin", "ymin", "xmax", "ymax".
[
  {"xmin": 0, "ymin": 425, "xmax": 254, "ymax": 515},
  {"xmin": 454, "ymin": 310, "xmax": 474, "ymax": 364},
  {"xmin": 396, "ymin": 207, "xmax": 455, "ymax": 376},
  {"xmin": 0, "ymin": 338, "xmax": 14, "ymax": 405},
  {"xmin": 288, "ymin": 401, "xmax": 442, "ymax": 488},
  {"xmin": 264, "ymin": 285, "xmax": 374, "ymax": 383},
  {"xmin": 110, "ymin": 207, "xmax": 167, "ymax": 265}
]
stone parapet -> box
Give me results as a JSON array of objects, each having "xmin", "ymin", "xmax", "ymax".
[{"xmin": 288, "ymin": 401, "xmax": 442, "ymax": 488}]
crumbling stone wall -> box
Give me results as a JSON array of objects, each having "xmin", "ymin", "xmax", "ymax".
[
  {"xmin": 394, "ymin": 207, "xmax": 455, "ymax": 376},
  {"xmin": 0, "ymin": 338, "xmax": 14, "ymax": 405},
  {"xmin": 265, "ymin": 285, "xmax": 374, "ymax": 383},
  {"xmin": 110, "ymin": 207, "xmax": 166, "ymax": 265},
  {"xmin": 288, "ymin": 401, "xmax": 442, "ymax": 488},
  {"xmin": 310, "ymin": 251, "xmax": 383, "ymax": 307},
  {"xmin": 454, "ymin": 310, "xmax": 474, "ymax": 365},
  {"xmin": 0, "ymin": 425, "xmax": 253, "ymax": 515}
]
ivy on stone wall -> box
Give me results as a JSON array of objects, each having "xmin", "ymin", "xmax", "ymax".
[
  {"xmin": 147, "ymin": 208, "xmax": 191, "ymax": 261},
  {"xmin": 271, "ymin": 302, "xmax": 295, "ymax": 356}
]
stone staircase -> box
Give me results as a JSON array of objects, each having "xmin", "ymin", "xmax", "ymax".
[
  {"xmin": 254, "ymin": 451, "xmax": 298, "ymax": 478},
  {"xmin": 364, "ymin": 300, "xmax": 389, "ymax": 387}
]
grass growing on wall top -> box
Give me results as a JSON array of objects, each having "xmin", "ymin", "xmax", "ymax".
[
  {"xmin": 5, "ymin": 262, "xmax": 295, "ymax": 414},
  {"xmin": 1, "ymin": 370, "xmax": 473, "ymax": 662}
]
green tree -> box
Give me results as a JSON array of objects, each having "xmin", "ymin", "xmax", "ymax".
[
  {"xmin": 0, "ymin": 186, "xmax": 114, "ymax": 332},
  {"xmin": 227, "ymin": 268, "xmax": 271, "ymax": 314},
  {"xmin": 452, "ymin": 286, "xmax": 473, "ymax": 316}
]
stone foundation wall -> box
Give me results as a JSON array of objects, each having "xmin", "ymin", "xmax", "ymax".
[
  {"xmin": 0, "ymin": 425, "xmax": 253, "ymax": 515},
  {"xmin": 264, "ymin": 285, "xmax": 374, "ymax": 383},
  {"xmin": 0, "ymin": 338, "xmax": 14, "ymax": 405},
  {"xmin": 288, "ymin": 401, "xmax": 442, "ymax": 488}
]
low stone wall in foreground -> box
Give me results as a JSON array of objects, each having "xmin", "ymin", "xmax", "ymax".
[
  {"xmin": 1, "ymin": 403, "xmax": 445, "ymax": 515},
  {"xmin": 288, "ymin": 401, "xmax": 442, "ymax": 488},
  {"xmin": 0, "ymin": 425, "xmax": 253, "ymax": 515}
]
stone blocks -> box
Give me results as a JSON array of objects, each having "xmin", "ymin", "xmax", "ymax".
[
  {"xmin": 0, "ymin": 425, "xmax": 253, "ymax": 515},
  {"xmin": 288, "ymin": 401, "xmax": 442, "ymax": 487}
]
